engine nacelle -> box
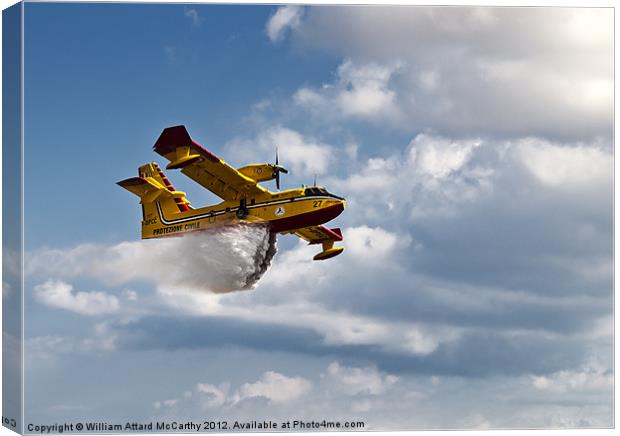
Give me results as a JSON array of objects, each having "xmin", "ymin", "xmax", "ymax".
[{"xmin": 237, "ymin": 164, "xmax": 277, "ymax": 182}]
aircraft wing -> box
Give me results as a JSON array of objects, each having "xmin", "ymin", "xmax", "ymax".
[
  {"xmin": 153, "ymin": 125, "xmax": 268, "ymax": 201},
  {"xmin": 292, "ymin": 225, "xmax": 343, "ymax": 244},
  {"xmin": 291, "ymin": 225, "xmax": 344, "ymax": 260}
]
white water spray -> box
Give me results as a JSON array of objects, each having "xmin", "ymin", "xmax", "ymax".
[{"xmin": 27, "ymin": 224, "xmax": 278, "ymax": 294}]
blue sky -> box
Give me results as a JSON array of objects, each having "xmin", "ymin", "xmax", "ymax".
[{"xmin": 11, "ymin": 3, "xmax": 614, "ymax": 430}]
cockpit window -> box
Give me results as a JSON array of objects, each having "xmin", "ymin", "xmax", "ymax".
[{"xmin": 304, "ymin": 187, "xmax": 344, "ymax": 200}]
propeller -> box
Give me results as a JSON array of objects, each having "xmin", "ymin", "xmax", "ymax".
[{"xmin": 273, "ymin": 147, "xmax": 289, "ymax": 190}]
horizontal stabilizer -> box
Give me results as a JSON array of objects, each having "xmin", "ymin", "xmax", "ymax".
[{"xmin": 117, "ymin": 177, "xmax": 186, "ymax": 204}]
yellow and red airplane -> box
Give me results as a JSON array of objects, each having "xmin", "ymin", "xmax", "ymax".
[{"xmin": 118, "ymin": 125, "xmax": 346, "ymax": 260}]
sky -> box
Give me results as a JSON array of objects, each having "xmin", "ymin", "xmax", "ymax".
[{"xmin": 6, "ymin": 3, "xmax": 614, "ymax": 430}]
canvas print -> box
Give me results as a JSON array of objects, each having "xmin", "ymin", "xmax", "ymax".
[{"xmin": 2, "ymin": 2, "xmax": 614, "ymax": 433}]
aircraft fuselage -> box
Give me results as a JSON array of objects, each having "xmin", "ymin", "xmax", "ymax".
[{"xmin": 141, "ymin": 187, "xmax": 345, "ymax": 238}]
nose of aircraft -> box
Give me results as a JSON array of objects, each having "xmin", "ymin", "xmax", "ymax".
[{"xmin": 328, "ymin": 199, "xmax": 346, "ymax": 220}]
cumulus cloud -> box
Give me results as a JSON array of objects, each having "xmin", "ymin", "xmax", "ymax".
[
  {"xmin": 327, "ymin": 133, "xmax": 496, "ymax": 223},
  {"xmin": 34, "ymin": 280, "xmax": 119, "ymax": 316},
  {"xmin": 226, "ymin": 126, "xmax": 333, "ymax": 177},
  {"xmin": 196, "ymin": 383, "xmax": 230, "ymax": 408},
  {"xmin": 157, "ymin": 370, "xmax": 311, "ymax": 412},
  {"xmin": 146, "ymin": 359, "xmax": 611, "ymax": 428},
  {"xmin": 266, "ymin": 6, "xmax": 303, "ymax": 43},
  {"xmin": 343, "ymin": 225, "xmax": 407, "ymax": 263},
  {"xmin": 235, "ymin": 371, "xmax": 311, "ymax": 404},
  {"xmin": 285, "ymin": 7, "xmax": 612, "ymax": 140},
  {"xmin": 326, "ymin": 362, "xmax": 397, "ymax": 396},
  {"xmin": 409, "ymin": 134, "xmax": 481, "ymax": 179},
  {"xmin": 513, "ymin": 138, "xmax": 612, "ymax": 188},
  {"xmin": 293, "ymin": 60, "xmax": 402, "ymax": 123}
]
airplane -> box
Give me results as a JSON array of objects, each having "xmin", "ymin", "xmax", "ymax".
[{"xmin": 117, "ymin": 125, "xmax": 346, "ymax": 260}]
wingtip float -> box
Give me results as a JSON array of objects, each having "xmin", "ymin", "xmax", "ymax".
[{"xmin": 118, "ymin": 125, "xmax": 346, "ymax": 261}]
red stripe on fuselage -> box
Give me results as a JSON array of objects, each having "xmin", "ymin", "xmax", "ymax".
[{"xmin": 269, "ymin": 203, "xmax": 344, "ymax": 233}]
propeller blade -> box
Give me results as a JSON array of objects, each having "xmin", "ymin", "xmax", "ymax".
[{"xmin": 273, "ymin": 147, "xmax": 287, "ymax": 190}]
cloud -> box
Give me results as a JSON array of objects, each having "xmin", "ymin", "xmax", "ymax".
[
  {"xmin": 266, "ymin": 6, "xmax": 303, "ymax": 43},
  {"xmin": 145, "ymin": 359, "xmax": 611, "ymax": 428},
  {"xmin": 531, "ymin": 358, "xmax": 612, "ymax": 395},
  {"xmin": 235, "ymin": 371, "xmax": 311, "ymax": 404},
  {"xmin": 326, "ymin": 362, "xmax": 397, "ymax": 396},
  {"xmin": 343, "ymin": 225, "xmax": 408, "ymax": 263},
  {"xmin": 184, "ymin": 7, "xmax": 202, "ymax": 27},
  {"xmin": 327, "ymin": 133, "xmax": 496, "ymax": 223},
  {"xmin": 513, "ymin": 138, "xmax": 612, "ymax": 188},
  {"xmin": 163, "ymin": 45, "xmax": 177, "ymax": 63},
  {"xmin": 196, "ymin": 383, "xmax": 230, "ymax": 407},
  {"xmin": 34, "ymin": 280, "xmax": 119, "ymax": 316},
  {"xmin": 157, "ymin": 370, "xmax": 311, "ymax": 412},
  {"xmin": 409, "ymin": 134, "xmax": 481, "ymax": 179},
  {"xmin": 283, "ymin": 7, "xmax": 613, "ymax": 140},
  {"xmin": 226, "ymin": 126, "xmax": 333, "ymax": 177},
  {"xmin": 293, "ymin": 60, "xmax": 402, "ymax": 123}
]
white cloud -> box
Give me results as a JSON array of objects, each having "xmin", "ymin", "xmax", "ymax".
[
  {"xmin": 154, "ymin": 399, "xmax": 179, "ymax": 409},
  {"xmin": 147, "ymin": 357, "xmax": 612, "ymax": 428},
  {"xmin": 178, "ymin": 372, "xmax": 310, "ymax": 410},
  {"xmin": 344, "ymin": 225, "xmax": 407, "ymax": 263},
  {"xmin": 327, "ymin": 134, "xmax": 496, "ymax": 223},
  {"xmin": 235, "ymin": 371, "xmax": 311, "ymax": 404},
  {"xmin": 266, "ymin": 6, "xmax": 303, "ymax": 43},
  {"xmin": 184, "ymin": 8, "xmax": 202, "ymax": 27},
  {"xmin": 335, "ymin": 60, "xmax": 401, "ymax": 119},
  {"xmin": 163, "ymin": 45, "xmax": 177, "ymax": 63},
  {"xmin": 34, "ymin": 280, "xmax": 119, "ymax": 316},
  {"xmin": 293, "ymin": 60, "xmax": 402, "ymax": 123},
  {"xmin": 226, "ymin": 126, "xmax": 332, "ymax": 176},
  {"xmin": 196, "ymin": 383, "xmax": 230, "ymax": 407},
  {"xmin": 531, "ymin": 363, "xmax": 612, "ymax": 395},
  {"xmin": 25, "ymin": 331, "xmax": 118, "ymax": 366},
  {"xmin": 409, "ymin": 134, "xmax": 481, "ymax": 179},
  {"xmin": 514, "ymin": 138, "xmax": 612, "ymax": 188},
  {"xmin": 283, "ymin": 7, "xmax": 612, "ymax": 139},
  {"xmin": 326, "ymin": 362, "xmax": 397, "ymax": 396}
]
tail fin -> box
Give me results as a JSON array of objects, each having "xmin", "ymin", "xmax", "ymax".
[
  {"xmin": 117, "ymin": 163, "xmax": 192, "ymax": 234},
  {"xmin": 137, "ymin": 162, "xmax": 191, "ymax": 212}
]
